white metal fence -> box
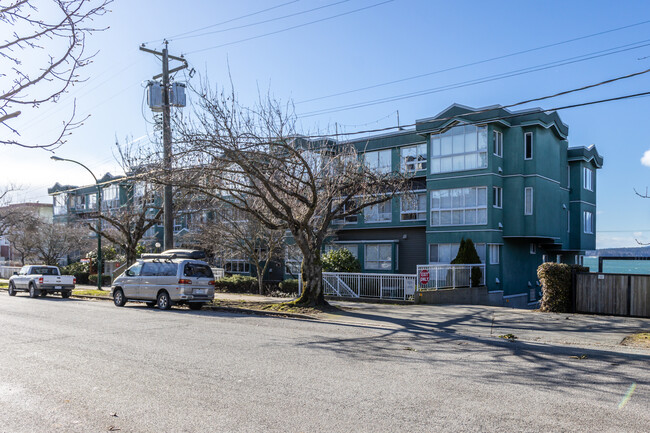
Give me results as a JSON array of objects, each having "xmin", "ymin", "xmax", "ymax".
[
  {"xmin": 322, "ymin": 272, "xmax": 417, "ymax": 300},
  {"xmin": 0, "ymin": 266, "xmax": 20, "ymax": 279},
  {"xmin": 416, "ymin": 264, "xmax": 485, "ymax": 290}
]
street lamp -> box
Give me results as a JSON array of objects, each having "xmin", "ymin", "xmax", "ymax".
[{"xmin": 51, "ymin": 156, "xmax": 103, "ymax": 290}]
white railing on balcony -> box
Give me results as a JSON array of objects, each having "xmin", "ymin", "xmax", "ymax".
[
  {"xmin": 416, "ymin": 264, "xmax": 485, "ymax": 290},
  {"xmin": 322, "ymin": 272, "xmax": 417, "ymax": 300}
]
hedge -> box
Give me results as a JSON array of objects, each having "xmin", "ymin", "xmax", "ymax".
[
  {"xmin": 278, "ymin": 279, "xmax": 299, "ymax": 294},
  {"xmin": 88, "ymin": 274, "xmax": 112, "ymax": 287},
  {"xmin": 537, "ymin": 263, "xmax": 589, "ymax": 313},
  {"xmin": 213, "ymin": 275, "xmax": 259, "ymax": 293}
]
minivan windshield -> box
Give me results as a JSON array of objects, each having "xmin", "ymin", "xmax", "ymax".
[{"xmin": 183, "ymin": 263, "xmax": 213, "ymax": 278}]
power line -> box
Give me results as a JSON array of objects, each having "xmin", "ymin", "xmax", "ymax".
[
  {"xmin": 299, "ymin": 39, "xmax": 650, "ymax": 118},
  {"xmin": 145, "ymin": 0, "xmax": 301, "ymax": 44},
  {"xmin": 296, "ymin": 18, "xmax": 650, "ymax": 105},
  {"xmin": 186, "ymin": 0, "xmax": 395, "ymax": 55},
  {"xmin": 170, "ymin": 0, "xmax": 352, "ymax": 42}
]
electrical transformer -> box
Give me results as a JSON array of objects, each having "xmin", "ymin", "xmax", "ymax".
[{"xmin": 146, "ymin": 81, "xmax": 186, "ymax": 112}]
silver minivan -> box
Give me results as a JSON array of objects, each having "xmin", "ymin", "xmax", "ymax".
[{"xmin": 111, "ymin": 253, "xmax": 215, "ymax": 310}]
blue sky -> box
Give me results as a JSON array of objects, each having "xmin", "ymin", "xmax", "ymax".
[{"xmin": 4, "ymin": 0, "xmax": 650, "ymax": 248}]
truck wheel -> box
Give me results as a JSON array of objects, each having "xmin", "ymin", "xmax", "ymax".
[
  {"xmin": 29, "ymin": 284, "xmax": 40, "ymax": 298},
  {"xmin": 113, "ymin": 289, "xmax": 126, "ymax": 307},
  {"xmin": 7, "ymin": 282, "xmax": 16, "ymax": 296},
  {"xmin": 188, "ymin": 303, "xmax": 204, "ymax": 311},
  {"xmin": 61, "ymin": 291, "xmax": 71, "ymax": 299},
  {"xmin": 156, "ymin": 291, "xmax": 171, "ymax": 310}
]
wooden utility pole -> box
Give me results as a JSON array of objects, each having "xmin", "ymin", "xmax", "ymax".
[{"xmin": 139, "ymin": 41, "xmax": 188, "ymax": 250}]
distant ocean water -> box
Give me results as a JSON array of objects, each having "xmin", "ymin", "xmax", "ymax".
[{"xmin": 583, "ymin": 256, "xmax": 650, "ymax": 275}]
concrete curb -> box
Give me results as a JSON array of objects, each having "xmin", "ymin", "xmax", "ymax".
[{"xmin": 0, "ymin": 287, "xmax": 318, "ymax": 320}]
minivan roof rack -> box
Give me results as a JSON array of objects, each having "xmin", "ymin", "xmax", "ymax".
[{"xmin": 141, "ymin": 249, "xmax": 206, "ymax": 260}]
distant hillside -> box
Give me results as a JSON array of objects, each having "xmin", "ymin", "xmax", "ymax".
[{"xmin": 586, "ymin": 246, "xmax": 650, "ymax": 257}]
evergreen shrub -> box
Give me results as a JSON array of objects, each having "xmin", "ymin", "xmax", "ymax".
[
  {"xmin": 213, "ymin": 275, "xmax": 258, "ymax": 293},
  {"xmin": 278, "ymin": 279, "xmax": 299, "ymax": 294},
  {"xmin": 538, "ymin": 263, "xmax": 589, "ymax": 313},
  {"xmin": 450, "ymin": 238, "xmax": 483, "ymax": 287},
  {"xmin": 88, "ymin": 274, "xmax": 112, "ymax": 287},
  {"xmin": 322, "ymin": 248, "xmax": 361, "ymax": 273}
]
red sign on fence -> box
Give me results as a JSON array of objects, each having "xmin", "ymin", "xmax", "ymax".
[{"xmin": 419, "ymin": 269, "xmax": 430, "ymax": 285}]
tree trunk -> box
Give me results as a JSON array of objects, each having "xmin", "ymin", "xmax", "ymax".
[{"xmin": 293, "ymin": 251, "xmax": 326, "ymax": 306}]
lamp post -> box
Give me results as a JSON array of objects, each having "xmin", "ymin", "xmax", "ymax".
[{"xmin": 51, "ymin": 156, "xmax": 103, "ymax": 290}]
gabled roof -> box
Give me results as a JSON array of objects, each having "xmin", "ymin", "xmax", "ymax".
[{"xmin": 415, "ymin": 103, "xmax": 569, "ymax": 139}]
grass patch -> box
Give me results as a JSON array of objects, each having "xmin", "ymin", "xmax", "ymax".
[
  {"xmin": 73, "ymin": 289, "xmax": 111, "ymax": 297},
  {"xmin": 498, "ymin": 334, "xmax": 518, "ymax": 342},
  {"xmin": 621, "ymin": 332, "xmax": 650, "ymax": 348},
  {"xmin": 208, "ymin": 298, "xmax": 325, "ymax": 316}
]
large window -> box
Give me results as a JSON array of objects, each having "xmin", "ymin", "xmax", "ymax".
[
  {"xmin": 430, "ymin": 187, "xmax": 487, "ymax": 227},
  {"xmin": 365, "ymin": 244, "xmax": 392, "ymax": 270},
  {"xmin": 400, "ymin": 193, "xmax": 427, "ymax": 221},
  {"xmin": 400, "ymin": 143, "xmax": 427, "ymax": 172},
  {"xmin": 429, "ymin": 243, "xmax": 486, "ymax": 264},
  {"xmin": 364, "ymin": 200, "xmax": 392, "ymax": 223},
  {"xmin": 324, "ymin": 244, "xmax": 359, "ymax": 259},
  {"xmin": 102, "ymin": 185, "xmax": 120, "ymax": 209},
  {"xmin": 493, "ymin": 130, "xmax": 503, "ymax": 158},
  {"xmin": 524, "ymin": 187, "xmax": 533, "ymax": 215},
  {"xmin": 489, "ymin": 244, "xmax": 500, "ymax": 264},
  {"xmin": 53, "ymin": 194, "xmax": 67, "ymax": 215},
  {"xmin": 364, "ymin": 149, "xmax": 392, "ymax": 173},
  {"xmin": 583, "ymin": 167, "xmax": 593, "ymax": 191},
  {"xmin": 332, "ymin": 201, "xmax": 358, "ymax": 225},
  {"xmin": 583, "ymin": 211, "xmax": 594, "ymax": 234},
  {"xmin": 430, "ymin": 124, "xmax": 488, "ymax": 174}
]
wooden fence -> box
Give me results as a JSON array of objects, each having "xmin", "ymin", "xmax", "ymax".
[{"xmin": 574, "ymin": 273, "xmax": 650, "ymax": 318}]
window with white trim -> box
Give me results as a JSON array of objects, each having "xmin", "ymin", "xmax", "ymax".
[
  {"xmin": 53, "ymin": 194, "xmax": 68, "ymax": 215},
  {"xmin": 430, "ymin": 124, "xmax": 488, "ymax": 174},
  {"xmin": 524, "ymin": 132, "xmax": 533, "ymax": 160},
  {"xmin": 583, "ymin": 211, "xmax": 594, "ymax": 234},
  {"xmin": 583, "ymin": 167, "xmax": 593, "ymax": 191},
  {"xmin": 429, "ymin": 243, "xmax": 486, "ymax": 264},
  {"xmin": 493, "ymin": 130, "xmax": 503, "ymax": 157},
  {"xmin": 524, "ymin": 187, "xmax": 533, "ymax": 215},
  {"xmin": 365, "ymin": 244, "xmax": 392, "ymax": 270},
  {"xmin": 324, "ymin": 244, "xmax": 359, "ymax": 259},
  {"xmin": 400, "ymin": 193, "xmax": 426, "ymax": 221},
  {"xmin": 332, "ymin": 202, "xmax": 358, "ymax": 225},
  {"xmin": 567, "ymin": 166, "xmax": 571, "ymax": 188},
  {"xmin": 400, "ymin": 143, "xmax": 427, "ymax": 172},
  {"xmin": 567, "ymin": 210, "xmax": 570, "ymax": 233},
  {"xmin": 364, "ymin": 200, "xmax": 392, "ymax": 223},
  {"xmin": 493, "ymin": 186, "xmax": 502, "ymax": 209},
  {"xmin": 430, "ymin": 186, "xmax": 487, "ymax": 226},
  {"xmin": 364, "ymin": 149, "xmax": 392, "ymax": 174},
  {"xmin": 489, "ymin": 244, "xmax": 500, "ymax": 264}
]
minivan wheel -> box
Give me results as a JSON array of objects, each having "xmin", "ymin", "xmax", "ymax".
[
  {"xmin": 157, "ymin": 291, "xmax": 171, "ymax": 310},
  {"xmin": 113, "ymin": 289, "xmax": 126, "ymax": 307},
  {"xmin": 7, "ymin": 282, "xmax": 16, "ymax": 296},
  {"xmin": 188, "ymin": 303, "xmax": 204, "ymax": 311},
  {"xmin": 29, "ymin": 284, "xmax": 40, "ymax": 298}
]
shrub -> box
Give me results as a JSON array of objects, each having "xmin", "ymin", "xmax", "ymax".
[
  {"xmin": 88, "ymin": 274, "xmax": 112, "ymax": 287},
  {"xmin": 322, "ymin": 248, "xmax": 361, "ymax": 273},
  {"xmin": 213, "ymin": 275, "xmax": 258, "ymax": 293},
  {"xmin": 278, "ymin": 279, "xmax": 299, "ymax": 294},
  {"xmin": 450, "ymin": 238, "xmax": 483, "ymax": 287},
  {"xmin": 61, "ymin": 262, "xmax": 90, "ymax": 284},
  {"xmin": 538, "ymin": 263, "xmax": 589, "ymax": 313}
]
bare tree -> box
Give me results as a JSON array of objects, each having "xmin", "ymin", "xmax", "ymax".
[
  {"xmin": 1, "ymin": 0, "xmax": 112, "ymax": 149},
  {"xmin": 34, "ymin": 222, "xmax": 89, "ymax": 265},
  {"xmin": 4, "ymin": 207, "xmax": 41, "ymax": 264},
  {"xmin": 86, "ymin": 181, "xmax": 163, "ymax": 266},
  {"xmin": 188, "ymin": 201, "xmax": 286, "ymax": 295},
  {"xmin": 167, "ymin": 84, "xmax": 411, "ymax": 306}
]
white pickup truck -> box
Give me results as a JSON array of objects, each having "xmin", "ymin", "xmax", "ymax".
[{"xmin": 7, "ymin": 265, "xmax": 76, "ymax": 298}]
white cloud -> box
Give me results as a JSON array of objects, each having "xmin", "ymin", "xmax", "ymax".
[
  {"xmin": 641, "ymin": 150, "xmax": 650, "ymax": 167},
  {"xmin": 634, "ymin": 232, "xmax": 643, "ymax": 237}
]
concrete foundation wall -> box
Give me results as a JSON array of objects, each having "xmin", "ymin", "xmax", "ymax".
[{"xmin": 415, "ymin": 286, "xmax": 502, "ymax": 306}]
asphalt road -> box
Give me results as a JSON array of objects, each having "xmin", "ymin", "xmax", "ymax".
[{"xmin": 0, "ymin": 295, "xmax": 648, "ymax": 432}]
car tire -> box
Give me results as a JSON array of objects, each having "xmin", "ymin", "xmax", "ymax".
[
  {"xmin": 156, "ymin": 291, "xmax": 171, "ymax": 310},
  {"xmin": 61, "ymin": 291, "xmax": 71, "ymax": 299},
  {"xmin": 188, "ymin": 303, "xmax": 204, "ymax": 311},
  {"xmin": 29, "ymin": 284, "xmax": 40, "ymax": 298},
  {"xmin": 145, "ymin": 302, "xmax": 156, "ymax": 308},
  {"xmin": 7, "ymin": 282, "xmax": 16, "ymax": 296},
  {"xmin": 113, "ymin": 289, "xmax": 126, "ymax": 307}
]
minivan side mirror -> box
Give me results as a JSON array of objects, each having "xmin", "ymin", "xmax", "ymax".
[
  {"xmin": 13, "ymin": 271, "xmax": 18, "ymax": 275},
  {"xmin": 125, "ymin": 269, "xmax": 134, "ymax": 277}
]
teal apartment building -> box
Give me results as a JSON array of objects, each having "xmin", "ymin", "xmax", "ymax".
[{"xmin": 327, "ymin": 104, "xmax": 602, "ymax": 307}]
